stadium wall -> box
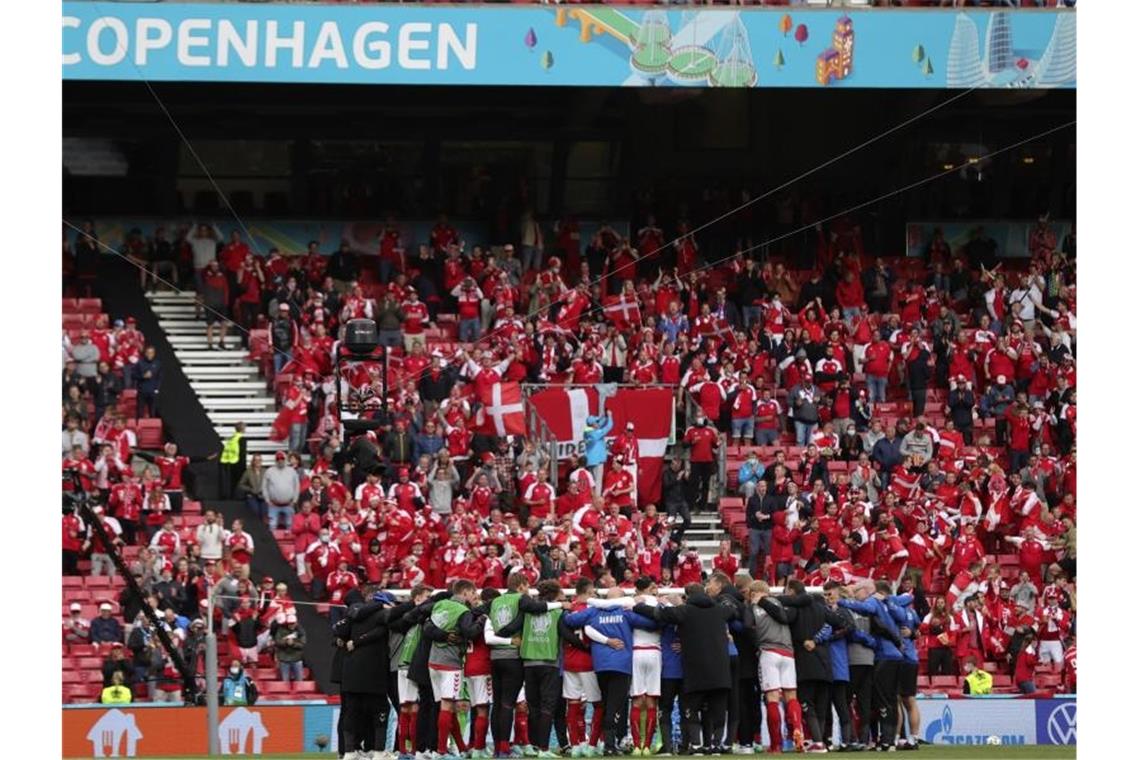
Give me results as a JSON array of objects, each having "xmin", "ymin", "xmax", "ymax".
[
  {"xmin": 62, "ymin": 697, "xmax": 1075, "ymax": 756},
  {"xmin": 62, "ymin": 3, "xmax": 1075, "ymax": 89}
]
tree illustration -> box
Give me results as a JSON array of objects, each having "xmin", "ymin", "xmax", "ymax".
[
  {"xmin": 773, "ymin": 48, "xmax": 785, "ymax": 70},
  {"xmin": 779, "ymin": 14, "xmax": 793, "ymax": 37},
  {"xmin": 541, "ymin": 50, "xmax": 554, "ymax": 71},
  {"xmin": 913, "ymin": 45, "xmax": 925, "ymax": 64},
  {"xmin": 794, "ymin": 24, "xmax": 809, "ymax": 47},
  {"xmin": 923, "ymin": 57, "xmax": 934, "ymax": 77},
  {"xmin": 525, "ymin": 28, "xmax": 537, "ymax": 51}
]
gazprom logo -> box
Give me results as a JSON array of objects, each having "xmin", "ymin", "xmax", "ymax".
[
  {"xmin": 1046, "ymin": 703, "xmax": 1077, "ymax": 745},
  {"xmin": 925, "ymin": 705, "xmax": 1025, "ymax": 746}
]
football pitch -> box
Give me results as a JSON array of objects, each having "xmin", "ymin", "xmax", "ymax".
[{"xmin": 81, "ymin": 749, "xmax": 1075, "ymax": 760}]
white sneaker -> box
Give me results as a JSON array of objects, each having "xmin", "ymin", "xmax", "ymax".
[{"xmin": 344, "ymin": 753, "xmax": 360, "ymax": 760}]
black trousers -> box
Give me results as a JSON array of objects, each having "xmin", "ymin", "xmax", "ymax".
[
  {"xmin": 724, "ymin": 656, "xmax": 740, "ymax": 747},
  {"xmin": 910, "ymin": 388, "xmax": 926, "ymax": 417},
  {"xmin": 665, "ymin": 499, "xmax": 692, "ymax": 540},
  {"xmin": 342, "ymin": 692, "xmax": 386, "ymax": 753},
  {"xmin": 417, "ymin": 692, "xmax": 438, "ymax": 752},
  {"xmin": 63, "ymin": 550, "xmax": 80, "ymax": 576},
  {"xmin": 872, "ymin": 660, "xmax": 901, "ymax": 747},
  {"xmin": 798, "ymin": 679, "xmax": 831, "ymax": 745},
  {"xmin": 492, "ymin": 658, "xmax": 525, "ymax": 747},
  {"xmin": 596, "ymin": 671, "xmax": 632, "ymax": 751},
  {"xmin": 849, "ymin": 664, "xmax": 875, "ymax": 745},
  {"xmin": 137, "ymin": 390, "xmax": 158, "ymax": 419},
  {"xmin": 683, "ymin": 688, "xmax": 728, "ymax": 749},
  {"xmin": 523, "ymin": 665, "xmax": 560, "ymax": 749},
  {"xmin": 927, "ymin": 647, "xmax": 955, "ymax": 676},
  {"xmin": 737, "ymin": 676, "xmax": 759, "ymax": 746},
  {"xmin": 825, "ymin": 680, "xmax": 852, "ymax": 745},
  {"xmin": 554, "ymin": 696, "xmax": 568, "ymax": 749},
  {"xmin": 690, "ymin": 461, "xmax": 715, "ymax": 506},
  {"xmin": 660, "ymin": 678, "xmax": 685, "ymax": 752}
]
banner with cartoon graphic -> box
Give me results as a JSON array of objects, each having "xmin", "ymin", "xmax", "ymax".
[
  {"xmin": 62, "ymin": 697, "xmax": 1075, "ymax": 754},
  {"xmin": 63, "ymin": 704, "xmax": 306, "ymax": 757},
  {"xmin": 62, "ymin": 4, "xmax": 1075, "ymax": 89}
]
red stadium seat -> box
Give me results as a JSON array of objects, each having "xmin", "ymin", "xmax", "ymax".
[
  {"xmin": 136, "ymin": 418, "xmax": 163, "ymax": 447},
  {"xmin": 76, "ymin": 298, "xmax": 103, "ymax": 313}
]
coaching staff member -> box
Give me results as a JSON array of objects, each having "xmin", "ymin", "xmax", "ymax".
[
  {"xmin": 777, "ymin": 579, "xmax": 847, "ymax": 752},
  {"xmin": 634, "ymin": 583, "xmax": 737, "ymax": 753}
]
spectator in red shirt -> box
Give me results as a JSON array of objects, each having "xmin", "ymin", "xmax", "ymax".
[
  {"xmin": 1014, "ymin": 630, "xmax": 1040, "ymax": 694},
  {"xmin": 682, "ymin": 414, "xmax": 720, "ymax": 508}
]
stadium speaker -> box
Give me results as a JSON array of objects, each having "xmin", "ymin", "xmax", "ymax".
[{"xmin": 344, "ymin": 318, "xmax": 379, "ymax": 354}]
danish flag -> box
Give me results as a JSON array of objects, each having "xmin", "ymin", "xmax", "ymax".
[
  {"xmin": 476, "ymin": 382, "xmax": 526, "ymax": 436},
  {"xmin": 603, "ymin": 295, "xmax": 642, "ymax": 329}
]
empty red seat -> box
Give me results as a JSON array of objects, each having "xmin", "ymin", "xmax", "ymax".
[
  {"xmin": 66, "ymin": 685, "xmax": 96, "ymax": 704},
  {"xmin": 76, "ymin": 298, "xmax": 103, "ymax": 313},
  {"xmin": 931, "ymin": 676, "xmax": 958, "ymax": 688},
  {"xmin": 63, "ymin": 576, "xmax": 83, "ymax": 588},
  {"xmin": 137, "ymin": 418, "xmax": 163, "ymax": 447},
  {"xmin": 85, "ymin": 576, "xmax": 112, "ymax": 589},
  {"xmin": 264, "ymin": 681, "xmax": 291, "ymax": 695}
]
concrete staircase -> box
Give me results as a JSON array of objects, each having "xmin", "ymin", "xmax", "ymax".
[
  {"xmin": 146, "ymin": 291, "xmax": 285, "ymax": 461},
  {"xmin": 686, "ymin": 511, "xmax": 729, "ymax": 563}
]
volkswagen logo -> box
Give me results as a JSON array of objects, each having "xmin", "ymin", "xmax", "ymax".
[{"xmin": 1046, "ymin": 702, "xmax": 1077, "ymax": 745}]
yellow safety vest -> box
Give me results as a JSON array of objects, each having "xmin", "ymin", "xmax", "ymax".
[
  {"xmin": 100, "ymin": 685, "xmax": 133, "ymax": 704},
  {"xmin": 965, "ymin": 669, "xmax": 993, "ymax": 695},
  {"xmin": 220, "ymin": 433, "xmax": 244, "ymax": 464}
]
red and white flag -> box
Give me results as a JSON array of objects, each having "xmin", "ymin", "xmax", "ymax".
[
  {"xmin": 475, "ymin": 382, "xmax": 526, "ymax": 436},
  {"xmin": 603, "ymin": 295, "xmax": 642, "ymax": 330},
  {"xmin": 529, "ymin": 386, "xmax": 673, "ymax": 503},
  {"xmin": 699, "ymin": 317, "xmax": 740, "ymax": 348}
]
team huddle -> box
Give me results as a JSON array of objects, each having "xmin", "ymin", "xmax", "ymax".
[{"xmin": 332, "ymin": 571, "xmax": 927, "ymax": 759}]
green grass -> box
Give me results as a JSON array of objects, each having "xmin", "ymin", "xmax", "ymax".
[{"xmin": 71, "ymin": 749, "xmax": 1076, "ymax": 760}]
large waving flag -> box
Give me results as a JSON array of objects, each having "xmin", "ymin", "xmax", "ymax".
[
  {"xmin": 529, "ymin": 386, "xmax": 673, "ymax": 503},
  {"xmin": 475, "ymin": 382, "xmax": 526, "ymax": 436}
]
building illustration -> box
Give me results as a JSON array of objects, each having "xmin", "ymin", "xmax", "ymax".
[
  {"xmin": 85, "ymin": 709, "xmax": 143, "ymax": 758},
  {"xmin": 711, "ymin": 15, "xmax": 758, "ymax": 88},
  {"xmin": 1031, "ymin": 12, "xmax": 1076, "ymax": 87},
  {"xmin": 219, "ymin": 707, "xmax": 270, "ymax": 755},
  {"xmin": 946, "ymin": 13, "xmax": 986, "ymax": 87},
  {"xmin": 815, "ymin": 15, "xmax": 854, "ymax": 86},
  {"xmin": 983, "ymin": 12, "xmax": 1013, "ymax": 77}
]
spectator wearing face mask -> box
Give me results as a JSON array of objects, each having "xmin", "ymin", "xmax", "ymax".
[
  {"xmin": 305, "ymin": 528, "xmax": 341, "ymax": 600},
  {"xmin": 683, "ymin": 414, "xmax": 721, "ymax": 508},
  {"xmin": 222, "ymin": 659, "xmax": 258, "ymax": 706}
]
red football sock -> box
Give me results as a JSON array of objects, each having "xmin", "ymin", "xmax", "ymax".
[
  {"xmin": 438, "ymin": 708, "xmax": 454, "ymax": 755},
  {"xmin": 646, "ymin": 707, "xmax": 658, "ymax": 750},
  {"xmin": 589, "ymin": 703, "xmax": 604, "ymax": 746},
  {"xmin": 786, "ymin": 698, "xmax": 804, "ymax": 738},
  {"xmin": 766, "ymin": 701, "xmax": 783, "ymax": 752},
  {"xmin": 474, "ymin": 712, "xmax": 489, "ymax": 751},
  {"xmin": 397, "ymin": 711, "xmax": 409, "ymax": 753},
  {"xmin": 449, "ymin": 711, "xmax": 468, "ymax": 754},
  {"xmin": 515, "ymin": 711, "xmax": 530, "ymax": 746},
  {"xmin": 567, "ymin": 701, "xmax": 583, "ymax": 746},
  {"xmin": 630, "ymin": 705, "xmax": 642, "ymax": 749},
  {"xmin": 408, "ymin": 707, "xmax": 419, "ymax": 752}
]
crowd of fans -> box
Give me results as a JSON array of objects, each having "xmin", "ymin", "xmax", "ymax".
[{"xmin": 63, "ymin": 198, "xmax": 1077, "ymax": 716}]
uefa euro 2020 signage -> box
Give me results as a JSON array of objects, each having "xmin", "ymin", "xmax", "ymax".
[{"xmin": 62, "ymin": 3, "xmax": 1075, "ymax": 89}]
